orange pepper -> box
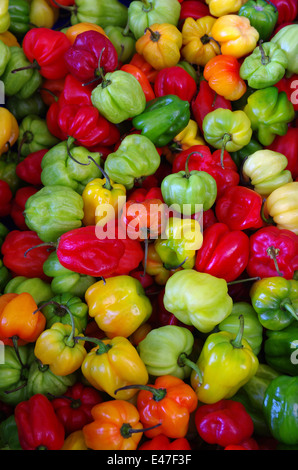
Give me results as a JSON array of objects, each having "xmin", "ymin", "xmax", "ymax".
[
  {"xmin": 65, "ymin": 22, "xmax": 108, "ymax": 45},
  {"xmin": 203, "ymin": 54, "xmax": 247, "ymax": 101},
  {"xmin": 0, "ymin": 31, "xmax": 20, "ymax": 47},
  {"xmin": 129, "ymin": 53, "xmax": 159, "ymax": 84},
  {"xmin": 0, "ymin": 292, "xmax": 46, "ymax": 344},
  {"xmin": 120, "ymin": 64, "xmax": 155, "ymax": 102},
  {"xmin": 0, "ymin": 294, "xmax": 22, "ymax": 346}
]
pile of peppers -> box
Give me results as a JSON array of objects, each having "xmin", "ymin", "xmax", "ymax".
[{"xmin": 0, "ymin": 0, "xmax": 298, "ymax": 452}]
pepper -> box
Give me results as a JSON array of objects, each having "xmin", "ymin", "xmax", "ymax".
[
  {"xmin": 195, "ymin": 222, "xmax": 250, "ymax": 283},
  {"xmin": 80, "ymin": 336, "xmax": 149, "ymax": 400},
  {"xmin": 170, "ymin": 119, "xmax": 205, "ymax": 155},
  {"xmin": 0, "ymin": 223, "xmax": 9, "ymax": 249},
  {"xmin": 132, "ymin": 95, "xmax": 190, "ymax": 147},
  {"xmin": 129, "ymin": 52, "xmax": 159, "ymax": 83},
  {"xmin": 4, "ymin": 276, "xmax": 53, "ymax": 305},
  {"xmin": 244, "ymin": 87, "xmax": 295, "ymax": 146},
  {"xmin": 264, "ymin": 325, "xmax": 298, "ymax": 376},
  {"xmin": 85, "ymin": 275, "xmax": 152, "ymax": 339},
  {"xmin": 0, "ymin": 259, "xmax": 11, "ymax": 293},
  {"xmin": 104, "ymin": 24, "xmax": 136, "ymax": 64},
  {"xmin": 16, "ymin": 149, "xmax": 47, "ymax": 187},
  {"xmin": 143, "ymin": 243, "xmax": 178, "ymax": 285},
  {"xmin": 181, "ymin": 16, "xmax": 220, "ymax": 67},
  {"xmin": 0, "ymin": 30, "xmax": 19, "ymax": 47},
  {"xmin": 240, "ymin": 41, "xmax": 288, "ymax": 89},
  {"xmin": 263, "ymin": 375, "xmax": 298, "ymax": 446},
  {"xmin": 120, "ymin": 63, "xmax": 155, "ymax": 102},
  {"xmin": 17, "ymin": 114, "xmax": 58, "ymax": 158},
  {"xmin": 40, "ymin": 293, "xmax": 88, "ymax": 332},
  {"xmin": 40, "ymin": 140, "xmax": 102, "ymax": 194},
  {"xmin": 15, "ymin": 393, "xmax": 65, "ymax": 450},
  {"xmin": 0, "ymin": 180, "xmax": 12, "ymax": 218},
  {"xmin": 91, "ymin": 70, "xmax": 146, "ymax": 124},
  {"xmin": 0, "ymin": 415, "xmax": 22, "ymax": 450},
  {"xmin": 0, "ymin": 0, "xmax": 10, "ymax": 33},
  {"xmin": 164, "ymin": 269, "xmax": 233, "ymax": 333},
  {"xmin": 246, "ymin": 226, "xmax": 298, "ymax": 281},
  {"xmin": 242, "ymin": 149, "xmax": 293, "ymax": 196},
  {"xmin": 39, "ymin": 77, "xmax": 65, "ymax": 106},
  {"xmin": 263, "ymin": 182, "xmax": 298, "ymax": 235},
  {"xmin": 61, "ymin": 430, "xmax": 88, "ymax": 450},
  {"xmin": 139, "ymin": 435, "xmax": 191, "ymax": 450},
  {"xmin": 267, "ymin": 128, "xmax": 298, "ymax": 180},
  {"xmin": 29, "ymin": 0, "xmax": 59, "ymax": 29},
  {"xmin": 104, "ymin": 134, "xmax": 161, "ymax": 190},
  {"xmin": 65, "ymin": 0, "xmax": 129, "ymax": 29},
  {"xmin": 271, "ymin": 24, "xmax": 298, "ymax": 75},
  {"xmin": 230, "ymin": 138, "xmax": 263, "ymax": 169},
  {"xmin": 250, "ymin": 276, "xmax": 298, "ymax": 331},
  {"xmin": 238, "ymin": 0, "xmax": 278, "ymax": 41},
  {"xmin": 194, "ymin": 399, "xmax": 254, "ymax": 447},
  {"xmin": 10, "ymin": 186, "xmax": 39, "ymax": 230},
  {"xmin": 191, "ymin": 315, "xmax": 259, "ymax": 403},
  {"xmin": 0, "ymin": 108, "xmax": 19, "ymax": 157},
  {"xmin": 179, "ymin": 0, "xmax": 210, "ymax": 23},
  {"xmin": 8, "ymin": 0, "xmax": 31, "ymax": 37},
  {"xmin": 6, "ymin": 92, "xmax": 47, "ymax": 121},
  {"xmin": 64, "ymin": 30, "xmax": 118, "ymax": 84},
  {"xmin": 24, "ymin": 185, "xmax": 84, "ymax": 243},
  {"xmin": 0, "ymin": 38, "xmax": 11, "ymax": 74},
  {"xmin": 51, "ymin": 382, "xmax": 103, "ymax": 435},
  {"xmin": 206, "ymin": 0, "xmax": 248, "ymax": 16},
  {"xmin": 270, "ymin": 0, "xmax": 298, "ymax": 26},
  {"xmin": 127, "ymin": 0, "xmax": 181, "ymax": 40},
  {"xmin": 64, "ymin": 22, "xmax": 107, "ymax": 44},
  {"xmin": 154, "ymin": 65, "xmax": 197, "ymax": 102}
]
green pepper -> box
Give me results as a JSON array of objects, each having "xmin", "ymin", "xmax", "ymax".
[
  {"xmin": 8, "ymin": 0, "xmax": 31, "ymax": 37},
  {"xmin": 104, "ymin": 134, "xmax": 160, "ymax": 190},
  {"xmin": 40, "ymin": 293, "xmax": 88, "ymax": 332},
  {"xmin": 264, "ymin": 324, "xmax": 298, "ymax": 376},
  {"xmin": 250, "ymin": 276, "xmax": 298, "ymax": 331},
  {"xmin": 43, "ymin": 251, "xmax": 96, "ymax": 298},
  {"xmin": 128, "ymin": 0, "xmax": 181, "ymax": 40},
  {"xmin": 91, "ymin": 70, "xmax": 146, "ymax": 124},
  {"xmin": 0, "ymin": 39, "xmax": 11, "ymax": 75},
  {"xmin": 1, "ymin": 46, "xmax": 42, "ymax": 99},
  {"xmin": 244, "ymin": 87, "xmax": 295, "ymax": 146},
  {"xmin": 0, "ymin": 259, "xmax": 11, "ymax": 293},
  {"xmin": 238, "ymin": 0, "xmax": 278, "ymax": 42},
  {"xmin": 0, "ymin": 223, "xmax": 9, "ymax": 249},
  {"xmin": 70, "ymin": 0, "xmax": 128, "ymax": 28},
  {"xmin": 137, "ymin": 325, "xmax": 200, "ymax": 379},
  {"xmin": 271, "ymin": 24, "xmax": 298, "ymax": 75},
  {"xmin": 4, "ymin": 276, "xmax": 53, "ymax": 304},
  {"xmin": 17, "ymin": 114, "xmax": 59, "ymax": 158},
  {"xmin": 240, "ymin": 41, "xmax": 288, "ymax": 89},
  {"xmin": 177, "ymin": 60, "xmax": 199, "ymax": 83},
  {"xmin": 0, "ymin": 152, "xmax": 20, "ymax": 194},
  {"xmin": 0, "ymin": 415, "xmax": 22, "ymax": 450},
  {"xmin": 230, "ymin": 138, "xmax": 263, "ymax": 168},
  {"xmin": 41, "ymin": 140, "xmax": 102, "ymax": 194},
  {"xmin": 232, "ymin": 363, "xmax": 280, "ymax": 437},
  {"xmin": 6, "ymin": 92, "xmax": 47, "ymax": 121},
  {"xmin": 132, "ymin": 94, "xmax": 190, "ymax": 147},
  {"xmin": 263, "ymin": 375, "xmax": 298, "ymax": 445},
  {"xmin": 104, "ymin": 23, "xmax": 136, "ymax": 64},
  {"xmin": 217, "ymin": 301, "xmax": 263, "ymax": 356}
]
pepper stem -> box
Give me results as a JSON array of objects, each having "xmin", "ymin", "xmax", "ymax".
[
  {"xmin": 23, "ymin": 242, "xmax": 56, "ymax": 257},
  {"xmin": 230, "ymin": 315, "xmax": 244, "ymax": 349},
  {"xmin": 280, "ymin": 301, "xmax": 298, "ymax": 321},
  {"xmin": 184, "ymin": 151, "xmax": 205, "ymax": 178},
  {"xmin": 114, "ymin": 384, "xmax": 167, "ymax": 402},
  {"xmin": 227, "ymin": 277, "xmax": 260, "ymax": 285},
  {"xmin": 11, "ymin": 60, "xmax": 40, "ymax": 74},
  {"xmin": 164, "ymin": 257, "xmax": 188, "ymax": 271},
  {"xmin": 17, "ymin": 131, "xmax": 33, "ymax": 163},
  {"xmin": 178, "ymin": 353, "xmax": 203, "ymax": 384},
  {"xmin": 259, "ymin": 40, "xmax": 270, "ymax": 66},
  {"xmin": 266, "ymin": 246, "xmax": 283, "ymax": 276},
  {"xmin": 74, "ymin": 335, "xmax": 112, "ymax": 355},
  {"xmin": 220, "ymin": 133, "xmax": 231, "ymax": 169},
  {"xmin": 120, "ymin": 422, "xmax": 161, "ymax": 439},
  {"xmin": 33, "ymin": 301, "xmax": 76, "ymax": 346},
  {"xmin": 145, "ymin": 27, "xmax": 160, "ymax": 42},
  {"xmin": 261, "ymin": 199, "xmax": 275, "ymax": 225}
]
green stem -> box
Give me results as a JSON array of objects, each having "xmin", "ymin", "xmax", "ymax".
[
  {"xmin": 114, "ymin": 384, "xmax": 167, "ymax": 402},
  {"xmin": 184, "ymin": 151, "xmax": 205, "ymax": 178},
  {"xmin": 230, "ymin": 315, "xmax": 244, "ymax": 349},
  {"xmin": 227, "ymin": 277, "xmax": 260, "ymax": 285},
  {"xmin": 220, "ymin": 133, "xmax": 231, "ymax": 169},
  {"xmin": 266, "ymin": 246, "xmax": 283, "ymax": 276},
  {"xmin": 281, "ymin": 302, "xmax": 298, "ymax": 321},
  {"xmin": 145, "ymin": 27, "xmax": 160, "ymax": 42},
  {"xmin": 23, "ymin": 242, "xmax": 56, "ymax": 258},
  {"xmin": 178, "ymin": 353, "xmax": 203, "ymax": 385},
  {"xmin": 11, "ymin": 60, "xmax": 40, "ymax": 74},
  {"xmin": 74, "ymin": 335, "xmax": 112, "ymax": 355},
  {"xmin": 261, "ymin": 199, "xmax": 275, "ymax": 225},
  {"xmin": 164, "ymin": 257, "xmax": 188, "ymax": 271},
  {"xmin": 120, "ymin": 422, "xmax": 161, "ymax": 439},
  {"xmin": 122, "ymin": 19, "xmax": 130, "ymax": 37},
  {"xmin": 33, "ymin": 301, "xmax": 76, "ymax": 346},
  {"xmin": 259, "ymin": 40, "xmax": 270, "ymax": 66}
]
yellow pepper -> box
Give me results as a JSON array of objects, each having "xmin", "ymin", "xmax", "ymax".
[
  {"xmin": 29, "ymin": 0, "xmax": 59, "ymax": 29},
  {"xmin": 0, "ymin": 108, "xmax": 19, "ymax": 157},
  {"xmin": 34, "ymin": 322, "xmax": 87, "ymax": 376},
  {"xmin": 0, "ymin": 31, "xmax": 20, "ymax": 47},
  {"xmin": 135, "ymin": 23, "xmax": 182, "ymax": 70},
  {"xmin": 211, "ymin": 14, "xmax": 259, "ymax": 58},
  {"xmin": 173, "ymin": 119, "xmax": 205, "ymax": 150},
  {"xmin": 61, "ymin": 431, "xmax": 88, "ymax": 450},
  {"xmin": 263, "ymin": 182, "xmax": 298, "ymax": 235},
  {"xmin": 80, "ymin": 336, "xmax": 149, "ymax": 400},
  {"xmin": 206, "ymin": 0, "xmax": 249, "ymax": 17},
  {"xmin": 85, "ymin": 276, "xmax": 152, "ymax": 339},
  {"xmin": 65, "ymin": 22, "xmax": 108, "ymax": 44},
  {"xmin": 0, "ymin": 0, "xmax": 10, "ymax": 34},
  {"xmin": 181, "ymin": 16, "xmax": 220, "ymax": 67},
  {"xmin": 82, "ymin": 176, "xmax": 126, "ymax": 227}
]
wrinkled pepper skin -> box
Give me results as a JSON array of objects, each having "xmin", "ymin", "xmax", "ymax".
[
  {"xmin": 238, "ymin": 0, "xmax": 278, "ymax": 41},
  {"xmin": 263, "ymin": 182, "xmax": 298, "ymax": 235}
]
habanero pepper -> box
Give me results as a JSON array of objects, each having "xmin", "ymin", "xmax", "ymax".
[
  {"xmin": 10, "ymin": 186, "xmax": 39, "ymax": 231},
  {"xmin": 267, "ymin": 127, "xmax": 298, "ymax": 180},
  {"xmin": 154, "ymin": 65, "xmax": 197, "ymax": 102},
  {"xmin": 204, "ymin": 54, "xmax": 247, "ymax": 101},
  {"xmin": 15, "ymin": 149, "xmax": 48, "ymax": 186},
  {"xmin": 120, "ymin": 64, "xmax": 155, "ymax": 102}
]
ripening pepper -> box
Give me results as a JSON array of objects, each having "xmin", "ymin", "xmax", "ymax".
[
  {"xmin": 191, "ymin": 315, "xmax": 259, "ymax": 404},
  {"xmin": 240, "ymin": 41, "xmax": 288, "ymax": 89},
  {"xmin": 164, "ymin": 269, "xmax": 233, "ymax": 333},
  {"xmin": 238, "ymin": 0, "xmax": 278, "ymax": 41},
  {"xmin": 264, "ymin": 325, "xmax": 298, "ymax": 376},
  {"xmin": 85, "ymin": 275, "xmax": 152, "ymax": 339},
  {"xmin": 29, "ymin": 0, "xmax": 59, "ymax": 29},
  {"xmin": 24, "ymin": 185, "xmax": 84, "ymax": 243},
  {"xmin": 244, "ymin": 87, "xmax": 295, "ymax": 146},
  {"xmin": 206, "ymin": 0, "xmax": 248, "ymax": 16},
  {"xmin": 8, "ymin": 0, "xmax": 31, "ymax": 37},
  {"xmin": 263, "ymin": 182, "xmax": 298, "ymax": 235},
  {"xmin": 18, "ymin": 114, "xmax": 59, "ymax": 158},
  {"xmin": 40, "ymin": 293, "xmax": 88, "ymax": 332},
  {"xmin": 127, "ymin": 0, "xmax": 181, "ymax": 40},
  {"xmin": 242, "ymin": 149, "xmax": 293, "ymax": 197},
  {"xmin": 181, "ymin": 16, "xmax": 220, "ymax": 67},
  {"xmin": 171, "ymin": 119, "xmax": 205, "ymax": 152},
  {"xmin": 0, "ymin": 0, "xmax": 10, "ymax": 33},
  {"xmin": 143, "ymin": 243, "xmax": 178, "ymax": 285},
  {"xmin": 0, "ymin": 108, "xmax": 19, "ymax": 157},
  {"xmin": 69, "ymin": 0, "xmax": 128, "ymax": 29},
  {"xmin": 271, "ymin": 24, "xmax": 298, "ymax": 75},
  {"xmin": 204, "ymin": 54, "xmax": 247, "ymax": 101},
  {"xmin": 4, "ymin": 276, "xmax": 53, "ymax": 305},
  {"xmin": 250, "ymin": 276, "xmax": 298, "ymax": 331},
  {"xmin": 121, "ymin": 63, "xmax": 155, "ymax": 101},
  {"xmin": 104, "ymin": 134, "xmax": 161, "ymax": 190},
  {"xmin": 132, "ymin": 94, "xmax": 190, "ymax": 147}
]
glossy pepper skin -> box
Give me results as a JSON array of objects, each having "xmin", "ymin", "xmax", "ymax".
[
  {"xmin": 132, "ymin": 95, "xmax": 190, "ymax": 147},
  {"xmin": 8, "ymin": 0, "xmax": 31, "ymax": 37},
  {"xmin": 206, "ymin": 0, "xmax": 247, "ymax": 16},
  {"xmin": 0, "ymin": 180, "xmax": 12, "ymax": 217},
  {"xmin": 105, "ymin": 25, "xmax": 136, "ymax": 65},
  {"xmin": 181, "ymin": 16, "xmax": 220, "ymax": 67},
  {"xmin": 17, "ymin": 114, "xmax": 59, "ymax": 158},
  {"xmin": 263, "ymin": 182, "xmax": 298, "ymax": 235},
  {"xmin": 268, "ymin": 127, "xmax": 298, "ymax": 180},
  {"xmin": 263, "ymin": 375, "xmax": 298, "ymax": 446},
  {"xmin": 204, "ymin": 54, "xmax": 247, "ymax": 101},
  {"xmin": 4, "ymin": 275, "xmax": 53, "ymax": 305},
  {"xmin": 164, "ymin": 269, "xmax": 233, "ymax": 333},
  {"xmin": 0, "ymin": 108, "xmax": 19, "ymax": 157},
  {"xmin": 16, "ymin": 149, "xmax": 47, "ymax": 186},
  {"xmin": 69, "ymin": 0, "xmax": 128, "ymax": 29},
  {"xmin": 271, "ymin": 24, "xmax": 298, "ymax": 76},
  {"xmin": 154, "ymin": 66, "xmax": 197, "ymax": 102},
  {"xmin": 6, "ymin": 92, "xmax": 47, "ymax": 121},
  {"xmin": 41, "ymin": 293, "xmax": 88, "ymax": 332},
  {"xmin": 270, "ymin": 0, "xmax": 298, "ymax": 25},
  {"xmin": 10, "ymin": 186, "xmax": 39, "ymax": 231},
  {"xmin": 250, "ymin": 276, "xmax": 298, "ymax": 331},
  {"xmin": 61, "ymin": 430, "xmax": 88, "ymax": 450},
  {"xmin": 195, "ymin": 399, "xmax": 254, "ymax": 447},
  {"xmin": 85, "ymin": 275, "xmax": 152, "ymax": 339},
  {"xmin": 238, "ymin": 0, "xmax": 278, "ymax": 41},
  {"xmin": 264, "ymin": 325, "xmax": 298, "ymax": 376},
  {"xmin": 15, "ymin": 394, "xmax": 65, "ymax": 450}
]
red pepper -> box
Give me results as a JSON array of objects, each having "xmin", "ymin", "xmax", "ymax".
[
  {"xmin": 51, "ymin": 382, "xmax": 103, "ymax": 435},
  {"xmin": 0, "ymin": 180, "xmax": 12, "ymax": 218},
  {"xmin": 130, "ymin": 269, "xmax": 155, "ymax": 289},
  {"xmin": 154, "ymin": 66, "xmax": 197, "ymax": 102},
  {"xmin": 179, "ymin": 0, "xmax": 211, "ymax": 23},
  {"xmin": 274, "ymin": 74, "xmax": 298, "ymax": 112},
  {"xmin": 246, "ymin": 226, "xmax": 298, "ymax": 280},
  {"xmin": 139, "ymin": 435, "xmax": 191, "ymax": 450},
  {"xmin": 10, "ymin": 186, "xmax": 39, "ymax": 230},
  {"xmin": 22, "ymin": 28, "xmax": 71, "ymax": 79},
  {"xmin": 1, "ymin": 230, "xmax": 52, "ymax": 280},
  {"xmin": 16, "ymin": 149, "xmax": 47, "ymax": 186},
  {"xmin": 195, "ymin": 400, "xmax": 254, "ymax": 448},
  {"xmin": 40, "ymin": 78, "xmax": 65, "ymax": 106},
  {"xmin": 120, "ymin": 64, "xmax": 155, "ymax": 102},
  {"xmin": 129, "ymin": 53, "xmax": 159, "ymax": 84},
  {"xmin": 267, "ymin": 127, "xmax": 298, "ymax": 180},
  {"xmin": 201, "ymin": 208, "xmax": 217, "ymax": 230},
  {"xmin": 191, "ymin": 80, "xmax": 232, "ymax": 133},
  {"xmin": 128, "ymin": 186, "xmax": 164, "ymax": 203},
  {"xmin": 215, "ymin": 186, "xmax": 264, "ymax": 231},
  {"xmin": 14, "ymin": 394, "xmax": 65, "ymax": 450},
  {"xmin": 195, "ymin": 222, "xmax": 250, "ymax": 282},
  {"xmin": 270, "ymin": 0, "xmax": 298, "ymax": 25},
  {"xmin": 172, "ymin": 145, "xmax": 239, "ymax": 198},
  {"xmin": 225, "ymin": 437, "xmax": 260, "ymax": 450},
  {"xmin": 64, "ymin": 30, "xmax": 118, "ymax": 84}
]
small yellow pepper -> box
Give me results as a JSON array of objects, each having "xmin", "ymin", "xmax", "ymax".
[
  {"xmin": 181, "ymin": 16, "xmax": 220, "ymax": 67},
  {"xmin": 30, "ymin": 0, "xmax": 59, "ymax": 29},
  {"xmin": 136, "ymin": 23, "xmax": 182, "ymax": 70},
  {"xmin": 173, "ymin": 119, "xmax": 205, "ymax": 151},
  {"xmin": 0, "ymin": 108, "xmax": 19, "ymax": 157},
  {"xmin": 0, "ymin": 0, "xmax": 10, "ymax": 34},
  {"xmin": 211, "ymin": 14, "xmax": 259, "ymax": 58},
  {"xmin": 263, "ymin": 182, "xmax": 298, "ymax": 235},
  {"xmin": 206, "ymin": 0, "xmax": 249, "ymax": 17},
  {"xmin": 61, "ymin": 431, "xmax": 88, "ymax": 450}
]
